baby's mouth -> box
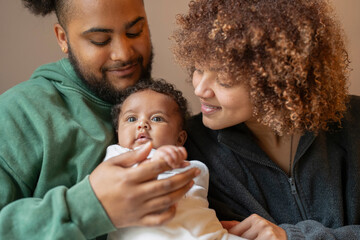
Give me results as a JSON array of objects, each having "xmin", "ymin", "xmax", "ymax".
[{"xmin": 135, "ymin": 133, "xmax": 151, "ymax": 143}]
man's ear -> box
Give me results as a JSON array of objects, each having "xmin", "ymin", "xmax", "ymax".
[
  {"xmin": 176, "ymin": 130, "xmax": 187, "ymax": 146},
  {"xmin": 54, "ymin": 23, "xmax": 68, "ymax": 54}
]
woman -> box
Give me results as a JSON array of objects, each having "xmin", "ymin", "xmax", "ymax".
[{"xmin": 172, "ymin": 0, "xmax": 359, "ymax": 239}]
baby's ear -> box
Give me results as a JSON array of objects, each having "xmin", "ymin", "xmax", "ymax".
[{"xmin": 176, "ymin": 130, "xmax": 187, "ymax": 146}]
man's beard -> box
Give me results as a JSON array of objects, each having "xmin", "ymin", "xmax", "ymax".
[{"xmin": 67, "ymin": 45, "xmax": 153, "ymax": 104}]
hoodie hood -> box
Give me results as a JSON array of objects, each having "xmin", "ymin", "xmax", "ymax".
[{"xmin": 30, "ymin": 58, "xmax": 111, "ymax": 107}]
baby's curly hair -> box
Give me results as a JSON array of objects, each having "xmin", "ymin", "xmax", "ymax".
[
  {"xmin": 172, "ymin": 0, "xmax": 350, "ymax": 135},
  {"xmin": 111, "ymin": 79, "xmax": 191, "ymax": 131}
]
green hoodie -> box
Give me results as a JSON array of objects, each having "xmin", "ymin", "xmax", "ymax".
[{"xmin": 0, "ymin": 58, "xmax": 116, "ymax": 239}]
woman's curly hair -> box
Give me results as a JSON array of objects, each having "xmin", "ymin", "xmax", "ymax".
[
  {"xmin": 172, "ymin": 0, "xmax": 350, "ymax": 135},
  {"xmin": 111, "ymin": 79, "xmax": 191, "ymax": 131}
]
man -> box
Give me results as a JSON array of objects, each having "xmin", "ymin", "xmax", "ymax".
[{"xmin": 0, "ymin": 0, "xmax": 198, "ymax": 239}]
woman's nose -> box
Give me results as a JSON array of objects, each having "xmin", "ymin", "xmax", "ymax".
[{"xmin": 193, "ymin": 73, "xmax": 214, "ymax": 98}]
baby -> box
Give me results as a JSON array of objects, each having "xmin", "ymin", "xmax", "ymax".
[{"xmin": 104, "ymin": 79, "xmax": 245, "ymax": 240}]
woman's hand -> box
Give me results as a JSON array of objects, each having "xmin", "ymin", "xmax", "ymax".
[
  {"xmin": 227, "ymin": 214, "xmax": 287, "ymax": 240},
  {"xmin": 221, "ymin": 220, "xmax": 240, "ymax": 230}
]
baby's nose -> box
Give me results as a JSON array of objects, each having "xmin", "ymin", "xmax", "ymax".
[{"xmin": 137, "ymin": 121, "xmax": 149, "ymax": 130}]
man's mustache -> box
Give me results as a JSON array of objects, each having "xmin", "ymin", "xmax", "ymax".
[{"xmin": 102, "ymin": 56, "xmax": 143, "ymax": 71}]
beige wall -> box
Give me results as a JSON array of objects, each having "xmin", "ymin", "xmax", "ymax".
[{"xmin": 1, "ymin": 1, "xmax": 359, "ymax": 115}]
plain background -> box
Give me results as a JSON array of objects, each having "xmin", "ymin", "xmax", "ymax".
[{"xmin": 1, "ymin": 0, "xmax": 359, "ymax": 114}]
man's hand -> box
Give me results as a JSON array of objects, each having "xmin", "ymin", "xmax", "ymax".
[
  {"xmin": 89, "ymin": 142, "xmax": 200, "ymax": 228},
  {"xmin": 226, "ymin": 214, "xmax": 287, "ymax": 240}
]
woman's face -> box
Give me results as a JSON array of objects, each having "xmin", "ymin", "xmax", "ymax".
[{"xmin": 192, "ymin": 69, "xmax": 254, "ymax": 130}]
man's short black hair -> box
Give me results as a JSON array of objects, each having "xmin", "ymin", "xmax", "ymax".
[
  {"xmin": 22, "ymin": 0, "xmax": 145, "ymax": 29},
  {"xmin": 111, "ymin": 78, "xmax": 191, "ymax": 130},
  {"xmin": 22, "ymin": 0, "xmax": 75, "ymax": 28}
]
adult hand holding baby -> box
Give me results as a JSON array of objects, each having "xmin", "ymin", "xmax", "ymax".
[{"xmin": 89, "ymin": 141, "xmax": 198, "ymax": 229}]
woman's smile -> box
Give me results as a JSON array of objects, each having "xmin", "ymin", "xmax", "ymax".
[{"xmin": 200, "ymin": 101, "xmax": 221, "ymax": 115}]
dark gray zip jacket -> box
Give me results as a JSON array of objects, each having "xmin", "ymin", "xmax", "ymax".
[{"xmin": 185, "ymin": 95, "xmax": 360, "ymax": 240}]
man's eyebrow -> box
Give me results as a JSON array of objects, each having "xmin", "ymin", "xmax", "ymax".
[
  {"xmin": 125, "ymin": 17, "xmax": 145, "ymax": 29},
  {"xmin": 82, "ymin": 28, "xmax": 113, "ymax": 35},
  {"xmin": 82, "ymin": 17, "xmax": 145, "ymax": 35}
]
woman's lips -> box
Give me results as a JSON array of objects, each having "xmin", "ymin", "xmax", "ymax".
[{"xmin": 201, "ymin": 102, "xmax": 221, "ymax": 115}]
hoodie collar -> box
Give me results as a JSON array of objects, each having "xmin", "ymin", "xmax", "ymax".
[{"xmin": 59, "ymin": 58, "xmax": 112, "ymax": 106}]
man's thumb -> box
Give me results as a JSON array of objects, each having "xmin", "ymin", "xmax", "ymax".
[{"xmin": 135, "ymin": 141, "xmax": 153, "ymax": 161}]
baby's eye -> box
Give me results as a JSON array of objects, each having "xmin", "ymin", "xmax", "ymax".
[
  {"xmin": 126, "ymin": 116, "xmax": 137, "ymax": 122},
  {"xmin": 151, "ymin": 116, "xmax": 163, "ymax": 122}
]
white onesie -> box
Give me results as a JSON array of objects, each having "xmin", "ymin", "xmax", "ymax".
[{"xmin": 104, "ymin": 144, "xmax": 246, "ymax": 240}]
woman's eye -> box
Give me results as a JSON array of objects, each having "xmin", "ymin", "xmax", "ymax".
[
  {"xmin": 218, "ymin": 82, "xmax": 232, "ymax": 88},
  {"xmin": 152, "ymin": 116, "xmax": 163, "ymax": 122},
  {"xmin": 126, "ymin": 116, "xmax": 137, "ymax": 122},
  {"xmin": 194, "ymin": 68, "xmax": 204, "ymax": 74},
  {"xmin": 216, "ymin": 76, "xmax": 233, "ymax": 88}
]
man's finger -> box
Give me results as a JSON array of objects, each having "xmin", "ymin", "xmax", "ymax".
[
  {"xmin": 141, "ymin": 180, "xmax": 194, "ymax": 214},
  {"xmin": 125, "ymin": 155, "xmax": 184, "ymax": 183},
  {"xmin": 139, "ymin": 167, "xmax": 199, "ymax": 196},
  {"xmin": 107, "ymin": 141, "xmax": 153, "ymax": 167},
  {"xmin": 140, "ymin": 205, "xmax": 177, "ymax": 226}
]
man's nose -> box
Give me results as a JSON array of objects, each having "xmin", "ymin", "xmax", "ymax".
[{"xmin": 110, "ymin": 37, "xmax": 135, "ymax": 62}]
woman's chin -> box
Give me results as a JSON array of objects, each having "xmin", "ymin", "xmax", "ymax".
[{"xmin": 202, "ymin": 119, "xmax": 224, "ymax": 130}]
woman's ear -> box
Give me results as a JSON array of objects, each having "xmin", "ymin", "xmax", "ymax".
[
  {"xmin": 54, "ymin": 23, "xmax": 68, "ymax": 54},
  {"xmin": 176, "ymin": 130, "xmax": 187, "ymax": 146}
]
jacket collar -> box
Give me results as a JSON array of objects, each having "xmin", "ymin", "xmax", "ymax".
[{"xmin": 217, "ymin": 123, "xmax": 316, "ymax": 168}]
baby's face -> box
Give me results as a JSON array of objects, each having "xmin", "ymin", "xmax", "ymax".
[{"xmin": 117, "ymin": 89, "xmax": 187, "ymax": 149}]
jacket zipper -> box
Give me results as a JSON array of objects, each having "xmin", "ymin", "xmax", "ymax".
[
  {"xmin": 288, "ymin": 174, "xmax": 307, "ymax": 220},
  {"xmin": 234, "ymin": 152, "xmax": 309, "ymax": 220},
  {"xmin": 220, "ymin": 137, "xmax": 309, "ymax": 220}
]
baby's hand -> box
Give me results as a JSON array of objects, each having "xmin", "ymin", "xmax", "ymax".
[{"xmin": 152, "ymin": 145, "xmax": 189, "ymax": 169}]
